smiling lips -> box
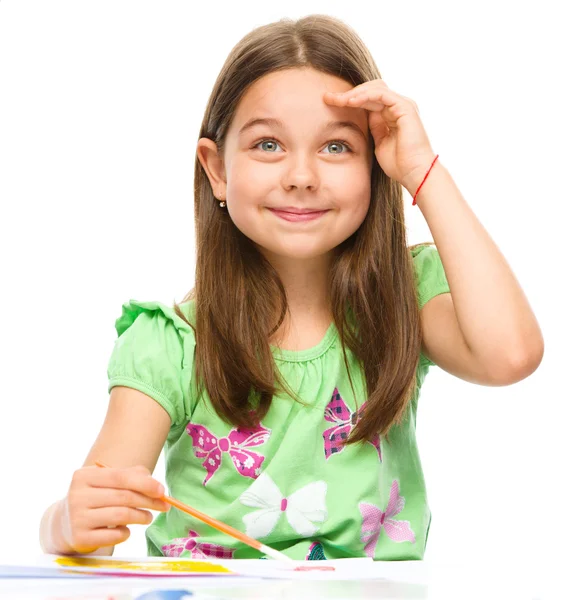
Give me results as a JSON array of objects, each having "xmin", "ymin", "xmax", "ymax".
[
  {"xmin": 268, "ymin": 207, "xmax": 330, "ymax": 222},
  {"xmin": 274, "ymin": 206, "xmax": 327, "ymax": 213}
]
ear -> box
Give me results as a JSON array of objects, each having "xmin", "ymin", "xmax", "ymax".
[{"xmin": 197, "ymin": 138, "xmax": 226, "ymax": 198}]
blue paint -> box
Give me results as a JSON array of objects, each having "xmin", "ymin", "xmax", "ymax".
[{"xmin": 134, "ymin": 590, "xmax": 193, "ymax": 600}]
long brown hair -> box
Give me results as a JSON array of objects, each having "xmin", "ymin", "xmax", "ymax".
[{"xmin": 174, "ymin": 14, "xmax": 433, "ymax": 445}]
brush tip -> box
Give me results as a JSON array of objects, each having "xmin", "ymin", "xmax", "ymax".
[{"xmin": 259, "ymin": 545, "xmax": 295, "ymax": 563}]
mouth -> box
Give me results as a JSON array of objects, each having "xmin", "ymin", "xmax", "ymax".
[{"xmin": 267, "ymin": 208, "xmax": 330, "ymax": 223}]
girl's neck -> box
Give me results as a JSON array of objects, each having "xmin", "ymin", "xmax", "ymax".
[{"xmin": 269, "ymin": 304, "xmax": 334, "ymax": 351}]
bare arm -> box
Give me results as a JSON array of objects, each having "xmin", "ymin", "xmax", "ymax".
[
  {"xmin": 39, "ymin": 386, "xmax": 172, "ymax": 556},
  {"xmin": 405, "ymin": 161, "xmax": 544, "ymax": 381}
]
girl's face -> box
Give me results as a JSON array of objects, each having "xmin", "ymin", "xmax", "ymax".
[{"xmin": 205, "ymin": 68, "xmax": 373, "ymax": 261}]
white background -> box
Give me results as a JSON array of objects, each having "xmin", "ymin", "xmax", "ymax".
[{"xmin": 1, "ymin": 0, "xmax": 564, "ymax": 565}]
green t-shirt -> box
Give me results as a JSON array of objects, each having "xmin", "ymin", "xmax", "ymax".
[{"xmin": 107, "ymin": 244, "xmax": 450, "ymax": 561}]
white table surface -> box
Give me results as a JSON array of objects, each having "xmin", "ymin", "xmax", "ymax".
[{"xmin": 0, "ymin": 557, "xmax": 562, "ymax": 599}]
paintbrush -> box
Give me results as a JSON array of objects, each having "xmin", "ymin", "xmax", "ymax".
[{"xmin": 94, "ymin": 461, "xmax": 294, "ymax": 563}]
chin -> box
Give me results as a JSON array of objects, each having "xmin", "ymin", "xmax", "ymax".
[{"xmin": 261, "ymin": 240, "xmax": 339, "ymax": 260}]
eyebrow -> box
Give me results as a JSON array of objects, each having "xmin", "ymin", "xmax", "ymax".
[{"xmin": 238, "ymin": 117, "xmax": 367, "ymax": 141}]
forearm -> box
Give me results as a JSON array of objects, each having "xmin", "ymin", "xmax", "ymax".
[
  {"xmin": 39, "ymin": 499, "xmax": 114, "ymax": 557},
  {"xmin": 404, "ymin": 160, "xmax": 544, "ymax": 370}
]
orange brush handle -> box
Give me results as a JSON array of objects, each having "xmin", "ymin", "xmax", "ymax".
[
  {"xmin": 162, "ymin": 494, "xmax": 262, "ymax": 551},
  {"xmin": 94, "ymin": 461, "xmax": 262, "ymax": 552}
]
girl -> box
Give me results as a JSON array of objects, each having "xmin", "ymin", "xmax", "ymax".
[{"xmin": 40, "ymin": 14, "xmax": 543, "ymax": 561}]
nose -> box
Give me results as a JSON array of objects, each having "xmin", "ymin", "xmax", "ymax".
[{"xmin": 281, "ymin": 152, "xmax": 320, "ymax": 194}]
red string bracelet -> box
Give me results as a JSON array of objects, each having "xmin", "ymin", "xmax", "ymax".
[{"xmin": 412, "ymin": 154, "xmax": 439, "ymax": 206}]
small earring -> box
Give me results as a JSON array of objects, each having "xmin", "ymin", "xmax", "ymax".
[{"xmin": 218, "ymin": 192, "xmax": 226, "ymax": 208}]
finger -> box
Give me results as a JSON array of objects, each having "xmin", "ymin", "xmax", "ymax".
[
  {"xmin": 87, "ymin": 506, "xmax": 155, "ymax": 529},
  {"xmin": 85, "ymin": 487, "xmax": 171, "ymax": 512},
  {"xmin": 350, "ymin": 88, "xmax": 401, "ymax": 109},
  {"xmin": 346, "ymin": 93, "xmax": 385, "ymax": 110},
  {"xmin": 324, "ymin": 92, "xmax": 385, "ymax": 112},
  {"xmin": 327, "ymin": 84, "xmax": 401, "ymax": 109},
  {"xmin": 346, "ymin": 91, "xmax": 411, "ymax": 128},
  {"xmin": 327, "ymin": 80, "xmax": 387, "ymax": 98},
  {"xmin": 70, "ymin": 526, "xmax": 131, "ymax": 553},
  {"xmin": 87, "ymin": 466, "xmax": 165, "ymax": 499},
  {"xmin": 370, "ymin": 122, "xmax": 390, "ymax": 145},
  {"xmin": 324, "ymin": 91, "xmax": 358, "ymax": 105},
  {"xmin": 324, "ymin": 81, "xmax": 387, "ymax": 102}
]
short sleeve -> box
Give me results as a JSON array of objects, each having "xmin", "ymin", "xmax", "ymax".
[
  {"xmin": 411, "ymin": 244, "xmax": 451, "ymax": 367},
  {"xmin": 107, "ymin": 299, "xmax": 197, "ymax": 427}
]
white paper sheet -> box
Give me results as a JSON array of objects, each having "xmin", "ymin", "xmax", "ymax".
[{"xmin": 34, "ymin": 554, "xmax": 386, "ymax": 581}]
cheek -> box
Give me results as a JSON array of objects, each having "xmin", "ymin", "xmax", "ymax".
[
  {"xmin": 331, "ymin": 160, "xmax": 371, "ymax": 209},
  {"xmin": 344, "ymin": 199, "xmax": 371, "ymax": 237},
  {"xmin": 341, "ymin": 182, "xmax": 371, "ymax": 225},
  {"xmin": 226, "ymin": 202, "xmax": 255, "ymax": 240},
  {"xmin": 224, "ymin": 160, "xmax": 265, "ymax": 232},
  {"xmin": 228, "ymin": 156, "xmax": 272, "ymax": 200}
]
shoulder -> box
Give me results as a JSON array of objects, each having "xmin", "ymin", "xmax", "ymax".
[
  {"xmin": 409, "ymin": 242, "xmax": 450, "ymax": 311},
  {"xmin": 409, "ymin": 241, "xmax": 442, "ymax": 270},
  {"xmin": 115, "ymin": 298, "xmax": 196, "ymax": 338},
  {"xmin": 107, "ymin": 298, "xmax": 198, "ymax": 426},
  {"xmin": 111, "ymin": 298, "xmax": 197, "ymax": 370}
]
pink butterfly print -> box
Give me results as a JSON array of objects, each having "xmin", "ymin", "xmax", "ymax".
[
  {"xmin": 322, "ymin": 387, "xmax": 381, "ymax": 460},
  {"xmin": 359, "ymin": 479, "xmax": 415, "ymax": 557},
  {"xmin": 162, "ymin": 529, "xmax": 235, "ymax": 559},
  {"xmin": 186, "ymin": 422, "xmax": 271, "ymax": 485}
]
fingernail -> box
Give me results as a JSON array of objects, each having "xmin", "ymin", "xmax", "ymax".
[{"xmin": 158, "ymin": 485, "xmax": 165, "ymax": 496}]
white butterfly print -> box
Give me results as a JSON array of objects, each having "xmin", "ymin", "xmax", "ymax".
[{"xmin": 239, "ymin": 474, "xmax": 328, "ymax": 539}]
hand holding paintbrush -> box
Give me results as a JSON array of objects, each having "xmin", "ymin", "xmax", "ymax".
[
  {"xmin": 51, "ymin": 462, "xmax": 172, "ymax": 556},
  {"xmin": 95, "ymin": 461, "xmax": 293, "ymax": 562}
]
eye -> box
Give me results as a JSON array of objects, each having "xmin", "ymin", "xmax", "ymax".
[{"xmin": 252, "ymin": 138, "xmax": 352, "ymax": 154}]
